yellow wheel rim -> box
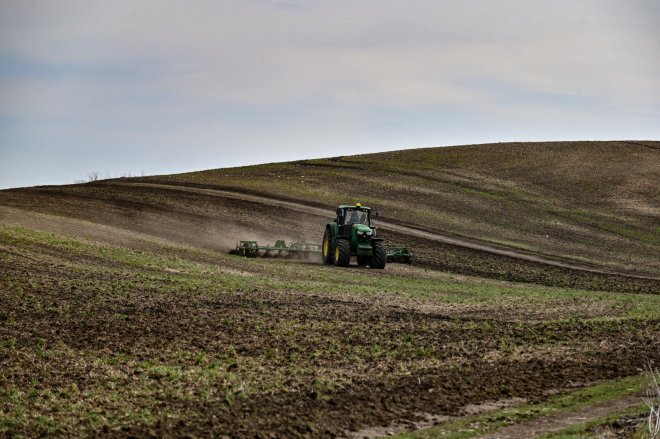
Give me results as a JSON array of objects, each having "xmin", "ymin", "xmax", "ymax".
[
  {"xmin": 323, "ymin": 237, "xmax": 329, "ymax": 256},
  {"xmin": 335, "ymin": 245, "xmax": 339, "ymax": 261}
]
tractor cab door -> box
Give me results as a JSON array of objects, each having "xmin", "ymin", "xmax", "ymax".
[
  {"xmin": 336, "ymin": 208, "xmax": 345, "ymax": 226},
  {"xmin": 336, "ymin": 208, "xmax": 350, "ymax": 237}
]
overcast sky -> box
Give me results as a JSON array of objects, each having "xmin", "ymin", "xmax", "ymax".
[{"xmin": 1, "ymin": 1, "xmax": 659, "ymax": 189}]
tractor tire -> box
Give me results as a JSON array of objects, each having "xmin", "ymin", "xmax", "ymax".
[
  {"xmin": 370, "ymin": 241, "xmax": 386, "ymax": 269},
  {"xmin": 334, "ymin": 239, "xmax": 351, "ymax": 267},
  {"xmin": 357, "ymin": 256, "xmax": 370, "ymax": 267},
  {"xmin": 322, "ymin": 228, "xmax": 334, "ymax": 265}
]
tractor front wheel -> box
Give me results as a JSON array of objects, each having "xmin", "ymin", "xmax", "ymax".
[
  {"xmin": 322, "ymin": 229, "xmax": 333, "ymax": 265},
  {"xmin": 334, "ymin": 239, "xmax": 351, "ymax": 267},
  {"xmin": 370, "ymin": 241, "xmax": 386, "ymax": 269}
]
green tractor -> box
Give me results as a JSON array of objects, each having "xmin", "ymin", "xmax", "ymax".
[{"xmin": 322, "ymin": 203, "xmax": 386, "ymax": 269}]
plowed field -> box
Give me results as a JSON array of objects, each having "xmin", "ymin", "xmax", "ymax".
[{"xmin": 1, "ymin": 141, "xmax": 659, "ymax": 437}]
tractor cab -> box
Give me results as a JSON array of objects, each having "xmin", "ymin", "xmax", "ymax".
[{"xmin": 336, "ymin": 204, "xmax": 372, "ymax": 228}]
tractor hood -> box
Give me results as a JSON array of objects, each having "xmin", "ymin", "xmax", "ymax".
[{"xmin": 353, "ymin": 224, "xmax": 372, "ymax": 234}]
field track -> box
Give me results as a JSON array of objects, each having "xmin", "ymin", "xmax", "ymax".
[
  {"xmin": 124, "ymin": 181, "xmax": 660, "ymax": 281},
  {"xmin": 476, "ymin": 393, "xmax": 642, "ymax": 438}
]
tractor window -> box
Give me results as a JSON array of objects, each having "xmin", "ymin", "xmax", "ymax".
[{"xmin": 345, "ymin": 209, "xmax": 369, "ymax": 226}]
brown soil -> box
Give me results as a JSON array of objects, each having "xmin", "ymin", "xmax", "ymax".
[{"xmin": 347, "ymin": 397, "xmax": 525, "ymax": 438}]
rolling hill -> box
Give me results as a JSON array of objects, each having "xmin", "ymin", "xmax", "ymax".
[{"xmin": 151, "ymin": 140, "xmax": 660, "ymax": 276}]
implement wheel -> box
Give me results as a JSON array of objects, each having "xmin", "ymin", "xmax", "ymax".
[
  {"xmin": 370, "ymin": 241, "xmax": 386, "ymax": 269},
  {"xmin": 334, "ymin": 239, "xmax": 351, "ymax": 267},
  {"xmin": 322, "ymin": 229, "xmax": 333, "ymax": 265}
]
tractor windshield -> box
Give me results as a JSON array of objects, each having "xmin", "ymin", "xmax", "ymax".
[{"xmin": 344, "ymin": 209, "xmax": 370, "ymax": 226}]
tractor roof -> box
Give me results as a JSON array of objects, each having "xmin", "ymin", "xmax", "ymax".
[{"xmin": 338, "ymin": 204, "xmax": 371, "ymax": 210}]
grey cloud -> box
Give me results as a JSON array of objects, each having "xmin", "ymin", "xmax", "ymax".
[{"xmin": 0, "ymin": 0, "xmax": 658, "ymax": 188}]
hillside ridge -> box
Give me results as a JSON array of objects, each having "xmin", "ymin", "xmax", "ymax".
[{"xmin": 142, "ymin": 140, "xmax": 659, "ymax": 276}]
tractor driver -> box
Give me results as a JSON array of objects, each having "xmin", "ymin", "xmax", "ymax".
[{"xmin": 347, "ymin": 210, "xmax": 366, "ymax": 226}]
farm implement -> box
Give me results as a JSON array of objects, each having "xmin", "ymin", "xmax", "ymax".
[
  {"xmin": 385, "ymin": 245, "xmax": 413, "ymax": 264},
  {"xmin": 229, "ymin": 237, "xmax": 322, "ymax": 259},
  {"xmin": 229, "ymin": 237, "xmax": 412, "ymax": 264}
]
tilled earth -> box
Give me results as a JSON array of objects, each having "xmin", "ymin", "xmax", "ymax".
[
  {"xmin": 1, "ymin": 166, "xmax": 659, "ymax": 437},
  {"xmin": 1, "ymin": 220, "xmax": 659, "ymax": 437}
]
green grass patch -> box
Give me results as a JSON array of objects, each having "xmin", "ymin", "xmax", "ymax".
[{"xmin": 563, "ymin": 210, "xmax": 660, "ymax": 246}]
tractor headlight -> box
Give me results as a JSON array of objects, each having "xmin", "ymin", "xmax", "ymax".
[{"xmin": 357, "ymin": 230, "xmax": 371, "ymax": 241}]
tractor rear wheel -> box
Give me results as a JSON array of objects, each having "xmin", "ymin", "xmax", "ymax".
[
  {"xmin": 322, "ymin": 229, "xmax": 333, "ymax": 265},
  {"xmin": 370, "ymin": 241, "xmax": 386, "ymax": 269},
  {"xmin": 334, "ymin": 239, "xmax": 351, "ymax": 267}
]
